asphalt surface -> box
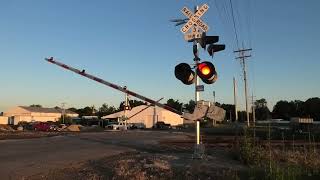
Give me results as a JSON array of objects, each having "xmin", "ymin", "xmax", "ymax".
[{"xmin": 0, "ymin": 131, "xmax": 190, "ymax": 180}]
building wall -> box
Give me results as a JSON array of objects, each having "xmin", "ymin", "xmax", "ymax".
[
  {"xmin": 3, "ymin": 106, "xmax": 78, "ymax": 124},
  {"xmin": 14, "ymin": 115, "xmax": 59, "ymax": 122},
  {"xmin": 126, "ymin": 106, "xmax": 183, "ymax": 128},
  {"xmin": 0, "ymin": 116, "xmax": 8, "ymax": 125},
  {"xmin": 160, "ymin": 110, "xmax": 184, "ymax": 126}
]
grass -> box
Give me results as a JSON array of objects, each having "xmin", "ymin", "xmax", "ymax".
[{"xmin": 230, "ymin": 126, "xmax": 320, "ymax": 179}]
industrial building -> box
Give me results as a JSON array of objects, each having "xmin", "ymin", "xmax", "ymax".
[
  {"xmin": 1, "ymin": 106, "xmax": 78, "ymax": 125},
  {"xmin": 102, "ymin": 105, "xmax": 190, "ymax": 128}
]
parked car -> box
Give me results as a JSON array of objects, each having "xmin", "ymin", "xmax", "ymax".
[
  {"xmin": 129, "ymin": 123, "xmax": 145, "ymax": 129},
  {"xmin": 49, "ymin": 125, "xmax": 58, "ymax": 131},
  {"xmin": 153, "ymin": 121, "xmax": 171, "ymax": 129},
  {"xmin": 33, "ymin": 122, "xmax": 51, "ymax": 131},
  {"xmin": 18, "ymin": 121, "xmax": 34, "ymax": 131}
]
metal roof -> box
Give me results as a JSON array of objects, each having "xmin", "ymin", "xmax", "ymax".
[
  {"xmin": 19, "ymin": 106, "xmax": 78, "ymax": 114},
  {"xmin": 102, "ymin": 105, "xmax": 181, "ymax": 119}
]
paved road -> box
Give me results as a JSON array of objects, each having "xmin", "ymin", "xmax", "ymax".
[{"xmin": 0, "ymin": 131, "xmax": 188, "ymax": 180}]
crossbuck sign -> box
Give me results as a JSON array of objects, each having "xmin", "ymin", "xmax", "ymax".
[{"xmin": 180, "ymin": 4, "xmax": 210, "ymax": 34}]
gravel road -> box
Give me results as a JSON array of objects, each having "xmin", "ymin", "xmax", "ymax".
[{"xmin": 0, "ymin": 130, "xmax": 245, "ymax": 180}]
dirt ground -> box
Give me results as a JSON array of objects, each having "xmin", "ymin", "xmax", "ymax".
[{"xmin": 0, "ymin": 130, "xmax": 247, "ymax": 180}]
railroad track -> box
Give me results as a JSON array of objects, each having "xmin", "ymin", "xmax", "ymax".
[{"xmin": 160, "ymin": 136, "xmax": 320, "ymax": 148}]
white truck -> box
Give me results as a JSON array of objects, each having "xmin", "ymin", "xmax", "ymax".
[{"xmin": 107, "ymin": 121, "xmax": 127, "ymax": 130}]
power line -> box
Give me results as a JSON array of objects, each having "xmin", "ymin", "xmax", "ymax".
[
  {"xmin": 229, "ymin": 0, "xmax": 240, "ymax": 49},
  {"xmin": 247, "ymin": 0, "xmax": 254, "ymax": 48},
  {"xmin": 212, "ymin": 0, "xmax": 234, "ymax": 46}
]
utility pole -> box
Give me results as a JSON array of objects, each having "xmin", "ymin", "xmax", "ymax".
[
  {"xmin": 92, "ymin": 105, "xmax": 96, "ymax": 115},
  {"xmin": 61, "ymin": 102, "xmax": 66, "ymax": 124},
  {"xmin": 233, "ymin": 77, "xmax": 238, "ymax": 122},
  {"xmin": 213, "ymin": 91, "xmax": 216, "ymax": 104},
  {"xmin": 251, "ymin": 93, "xmax": 256, "ymax": 125},
  {"xmin": 234, "ymin": 48, "xmax": 252, "ymax": 127},
  {"xmin": 123, "ymin": 86, "xmax": 129, "ymax": 129}
]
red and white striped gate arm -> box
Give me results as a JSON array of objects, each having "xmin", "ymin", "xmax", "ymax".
[{"xmin": 45, "ymin": 57, "xmax": 182, "ymax": 115}]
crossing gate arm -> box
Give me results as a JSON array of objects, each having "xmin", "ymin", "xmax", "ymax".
[{"xmin": 45, "ymin": 57, "xmax": 182, "ymax": 115}]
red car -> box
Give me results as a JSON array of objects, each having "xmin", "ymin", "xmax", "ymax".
[{"xmin": 33, "ymin": 122, "xmax": 51, "ymax": 131}]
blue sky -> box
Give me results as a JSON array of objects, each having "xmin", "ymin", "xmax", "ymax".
[{"xmin": 0, "ymin": 0, "xmax": 319, "ymax": 112}]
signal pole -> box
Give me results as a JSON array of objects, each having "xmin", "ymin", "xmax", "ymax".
[
  {"xmin": 193, "ymin": 5, "xmax": 201, "ymax": 149},
  {"xmin": 251, "ymin": 93, "xmax": 256, "ymax": 125},
  {"xmin": 234, "ymin": 48, "xmax": 252, "ymax": 127},
  {"xmin": 171, "ymin": 3, "xmax": 224, "ymax": 158},
  {"xmin": 233, "ymin": 77, "xmax": 238, "ymax": 122}
]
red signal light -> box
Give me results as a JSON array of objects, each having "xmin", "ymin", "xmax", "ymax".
[
  {"xmin": 198, "ymin": 63, "xmax": 211, "ymax": 75},
  {"xmin": 196, "ymin": 61, "xmax": 217, "ymax": 84}
]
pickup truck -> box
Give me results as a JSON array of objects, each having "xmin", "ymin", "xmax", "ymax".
[{"xmin": 107, "ymin": 122, "xmax": 127, "ymax": 130}]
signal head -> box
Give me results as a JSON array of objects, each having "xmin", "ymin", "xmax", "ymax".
[
  {"xmin": 207, "ymin": 44, "xmax": 225, "ymax": 57},
  {"xmin": 197, "ymin": 33, "xmax": 219, "ymax": 49},
  {"xmin": 196, "ymin": 61, "xmax": 217, "ymax": 84},
  {"xmin": 174, "ymin": 63, "xmax": 195, "ymax": 85}
]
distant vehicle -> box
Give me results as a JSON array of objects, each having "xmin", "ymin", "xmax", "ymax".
[
  {"xmin": 49, "ymin": 125, "xmax": 58, "ymax": 131},
  {"xmin": 129, "ymin": 123, "xmax": 145, "ymax": 129},
  {"xmin": 18, "ymin": 121, "xmax": 34, "ymax": 131},
  {"xmin": 56, "ymin": 124, "xmax": 67, "ymax": 131},
  {"xmin": 153, "ymin": 121, "xmax": 171, "ymax": 129},
  {"xmin": 58, "ymin": 124, "xmax": 67, "ymax": 129},
  {"xmin": 172, "ymin": 124, "xmax": 189, "ymax": 130},
  {"xmin": 107, "ymin": 122, "xmax": 127, "ymax": 130},
  {"xmin": 33, "ymin": 122, "xmax": 51, "ymax": 131},
  {"xmin": 105, "ymin": 121, "xmax": 119, "ymax": 129}
]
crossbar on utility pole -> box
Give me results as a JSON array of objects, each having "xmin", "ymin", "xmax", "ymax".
[{"xmin": 234, "ymin": 48, "xmax": 252, "ymax": 127}]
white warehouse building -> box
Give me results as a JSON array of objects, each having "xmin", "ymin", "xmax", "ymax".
[
  {"xmin": 102, "ymin": 105, "xmax": 190, "ymax": 128},
  {"xmin": 1, "ymin": 106, "xmax": 78, "ymax": 125}
]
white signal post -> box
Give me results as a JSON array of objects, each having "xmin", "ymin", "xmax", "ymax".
[
  {"xmin": 195, "ymin": 39, "xmax": 200, "ymax": 146},
  {"xmin": 179, "ymin": 4, "xmax": 210, "ymax": 158}
]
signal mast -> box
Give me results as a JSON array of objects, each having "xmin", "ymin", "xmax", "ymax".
[{"xmin": 171, "ymin": 4, "xmax": 225, "ymax": 158}]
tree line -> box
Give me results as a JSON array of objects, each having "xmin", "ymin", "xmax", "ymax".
[
  {"xmin": 29, "ymin": 97, "xmax": 320, "ymax": 121},
  {"xmin": 158, "ymin": 97, "xmax": 320, "ymax": 121},
  {"xmin": 214, "ymin": 97, "xmax": 320, "ymax": 121}
]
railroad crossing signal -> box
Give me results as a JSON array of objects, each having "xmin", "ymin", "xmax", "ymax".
[
  {"xmin": 184, "ymin": 27, "xmax": 203, "ymax": 42},
  {"xmin": 180, "ymin": 4, "xmax": 210, "ymax": 34},
  {"xmin": 197, "ymin": 34, "xmax": 218, "ymax": 49},
  {"xmin": 174, "ymin": 61, "xmax": 217, "ymax": 85},
  {"xmin": 174, "ymin": 63, "xmax": 195, "ymax": 85},
  {"xmin": 197, "ymin": 33, "xmax": 226, "ymax": 57},
  {"xmin": 208, "ymin": 44, "xmax": 225, "ymax": 57},
  {"xmin": 196, "ymin": 61, "xmax": 217, "ymax": 84},
  {"xmin": 174, "ymin": 4, "xmax": 224, "ymax": 84}
]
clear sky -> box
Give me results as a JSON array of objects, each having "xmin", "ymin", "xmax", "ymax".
[{"xmin": 0, "ymin": 0, "xmax": 319, "ymax": 112}]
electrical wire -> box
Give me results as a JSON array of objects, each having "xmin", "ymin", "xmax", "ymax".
[{"xmin": 229, "ymin": 0, "xmax": 240, "ymax": 49}]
